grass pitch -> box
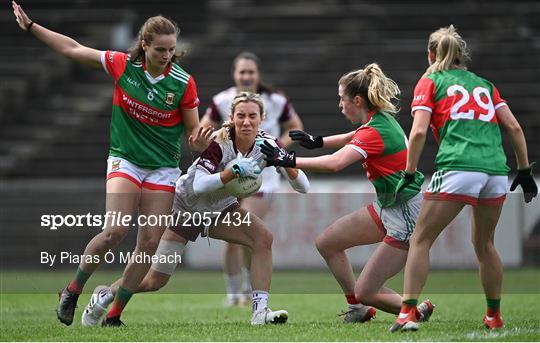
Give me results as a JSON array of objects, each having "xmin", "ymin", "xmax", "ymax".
[{"xmin": 1, "ymin": 269, "xmax": 539, "ymax": 341}]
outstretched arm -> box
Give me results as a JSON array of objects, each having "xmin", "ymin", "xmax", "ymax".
[
  {"xmin": 322, "ymin": 131, "xmax": 356, "ymax": 149},
  {"xmin": 261, "ymin": 140, "xmax": 364, "ymax": 173},
  {"xmin": 12, "ymin": 1, "xmax": 102, "ymax": 68},
  {"xmin": 295, "ymin": 146, "xmax": 363, "ymax": 173},
  {"xmin": 289, "ymin": 130, "xmax": 355, "ymax": 150}
]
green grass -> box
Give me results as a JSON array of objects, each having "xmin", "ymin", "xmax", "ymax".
[{"xmin": 1, "ymin": 270, "xmax": 540, "ymax": 341}]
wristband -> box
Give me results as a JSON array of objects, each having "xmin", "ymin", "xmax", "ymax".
[{"xmin": 27, "ymin": 21, "xmax": 34, "ymax": 32}]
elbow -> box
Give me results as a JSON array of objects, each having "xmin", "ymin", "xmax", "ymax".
[
  {"xmin": 508, "ymin": 123, "xmax": 524, "ymax": 137},
  {"xmin": 410, "ymin": 128, "xmax": 427, "ymax": 142},
  {"xmin": 328, "ymin": 158, "xmax": 345, "ymax": 173}
]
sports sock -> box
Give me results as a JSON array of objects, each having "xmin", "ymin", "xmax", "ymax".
[
  {"xmin": 252, "ymin": 290, "xmax": 269, "ymax": 312},
  {"xmin": 225, "ymin": 272, "xmax": 242, "ymax": 296},
  {"xmin": 345, "ymin": 293, "xmax": 365, "ymax": 309},
  {"xmin": 106, "ymin": 286, "xmax": 133, "ymax": 319},
  {"xmin": 67, "ymin": 267, "xmax": 91, "ymax": 294},
  {"xmin": 486, "ymin": 298, "xmax": 501, "ymax": 317}
]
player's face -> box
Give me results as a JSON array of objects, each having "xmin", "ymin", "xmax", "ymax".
[
  {"xmin": 338, "ymin": 85, "xmax": 363, "ymax": 123},
  {"xmin": 233, "ymin": 59, "xmax": 260, "ymax": 92},
  {"xmin": 143, "ymin": 34, "xmax": 176, "ymax": 72},
  {"xmin": 231, "ymin": 101, "xmax": 262, "ymax": 140}
]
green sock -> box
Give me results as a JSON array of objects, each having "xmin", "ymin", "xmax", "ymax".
[
  {"xmin": 67, "ymin": 267, "xmax": 91, "ymax": 293},
  {"xmin": 486, "ymin": 298, "xmax": 501, "ymax": 315},
  {"xmin": 107, "ymin": 286, "xmax": 133, "ymax": 318},
  {"xmin": 403, "ymin": 299, "xmax": 418, "ymax": 306}
]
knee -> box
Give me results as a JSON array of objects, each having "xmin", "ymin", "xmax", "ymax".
[
  {"xmin": 102, "ymin": 229, "xmax": 128, "ymax": 248},
  {"xmin": 253, "ymin": 229, "xmax": 273, "ymax": 251},
  {"xmin": 354, "ymin": 284, "xmax": 374, "ymax": 306},
  {"xmin": 315, "ymin": 229, "xmax": 335, "ymax": 257}
]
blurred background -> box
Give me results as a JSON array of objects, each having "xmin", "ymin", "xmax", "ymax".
[{"xmin": 1, "ymin": 0, "xmax": 539, "ymax": 272}]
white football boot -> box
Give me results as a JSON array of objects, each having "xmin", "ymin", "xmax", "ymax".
[
  {"xmin": 81, "ymin": 285, "xmax": 114, "ymax": 326},
  {"xmin": 250, "ymin": 307, "xmax": 288, "ymax": 325}
]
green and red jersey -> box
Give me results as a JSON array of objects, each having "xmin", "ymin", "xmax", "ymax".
[
  {"xmin": 411, "ymin": 69, "xmax": 509, "ymax": 175},
  {"xmin": 346, "ymin": 111, "xmax": 424, "ymax": 208},
  {"xmin": 101, "ymin": 50, "xmax": 200, "ymax": 169}
]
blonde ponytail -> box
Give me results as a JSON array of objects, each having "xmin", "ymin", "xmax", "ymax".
[
  {"xmin": 425, "ymin": 25, "xmax": 470, "ymax": 76},
  {"xmin": 339, "ymin": 63, "xmax": 400, "ymax": 115}
]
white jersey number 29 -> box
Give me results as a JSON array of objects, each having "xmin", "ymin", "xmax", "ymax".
[{"xmin": 447, "ymin": 85, "xmax": 495, "ymax": 122}]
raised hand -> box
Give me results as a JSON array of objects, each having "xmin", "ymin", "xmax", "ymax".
[
  {"xmin": 260, "ymin": 141, "xmax": 296, "ymax": 168},
  {"xmin": 189, "ymin": 126, "xmax": 215, "ymax": 153},
  {"xmin": 289, "ymin": 130, "xmax": 323, "ymax": 149},
  {"xmin": 12, "ymin": 1, "xmax": 32, "ymax": 31}
]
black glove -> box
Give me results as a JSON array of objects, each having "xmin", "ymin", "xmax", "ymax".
[
  {"xmin": 289, "ymin": 130, "xmax": 323, "ymax": 150},
  {"xmin": 260, "ymin": 141, "xmax": 296, "ymax": 168},
  {"xmin": 510, "ymin": 162, "xmax": 538, "ymax": 203}
]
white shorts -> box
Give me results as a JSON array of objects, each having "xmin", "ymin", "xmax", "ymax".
[
  {"xmin": 425, "ymin": 170, "xmax": 507, "ymax": 206},
  {"xmin": 106, "ymin": 156, "xmax": 181, "ymax": 193},
  {"xmin": 368, "ymin": 193, "xmax": 423, "ymax": 250}
]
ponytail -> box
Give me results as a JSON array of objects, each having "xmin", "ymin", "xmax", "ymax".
[
  {"xmin": 339, "ymin": 63, "xmax": 400, "ymax": 115},
  {"xmin": 425, "ymin": 25, "xmax": 470, "ymax": 76}
]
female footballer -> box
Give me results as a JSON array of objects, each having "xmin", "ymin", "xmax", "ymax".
[
  {"xmin": 81, "ymin": 92, "xmax": 310, "ymax": 326},
  {"xmin": 262, "ymin": 63, "xmax": 433, "ymax": 323},
  {"xmin": 200, "ymin": 52, "xmax": 304, "ymax": 306},
  {"xmin": 12, "ymin": 1, "xmax": 213, "ymax": 326},
  {"xmin": 390, "ymin": 25, "xmax": 537, "ymax": 332}
]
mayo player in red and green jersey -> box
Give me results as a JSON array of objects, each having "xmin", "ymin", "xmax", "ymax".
[
  {"xmin": 263, "ymin": 63, "xmax": 434, "ymax": 324},
  {"xmin": 391, "ymin": 25, "xmax": 537, "ymax": 332},
  {"xmin": 12, "ymin": 2, "xmax": 213, "ymax": 327}
]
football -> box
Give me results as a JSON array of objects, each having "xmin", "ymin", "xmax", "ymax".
[{"xmin": 223, "ymin": 159, "xmax": 263, "ymax": 198}]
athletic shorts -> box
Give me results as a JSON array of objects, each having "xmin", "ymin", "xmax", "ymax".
[
  {"xmin": 106, "ymin": 156, "xmax": 181, "ymax": 193},
  {"xmin": 367, "ymin": 193, "xmax": 423, "ymax": 250},
  {"xmin": 425, "ymin": 170, "xmax": 507, "ymax": 206},
  {"xmin": 168, "ymin": 203, "xmax": 240, "ymax": 242}
]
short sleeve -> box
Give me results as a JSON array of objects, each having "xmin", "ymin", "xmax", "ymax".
[
  {"xmin": 345, "ymin": 126, "xmax": 384, "ymax": 159},
  {"xmin": 100, "ymin": 51, "xmax": 128, "ymax": 81},
  {"xmin": 180, "ymin": 76, "xmax": 201, "ymax": 109},
  {"xmin": 197, "ymin": 142, "xmax": 223, "ymax": 173},
  {"xmin": 492, "ymin": 85, "xmax": 507, "ymax": 110},
  {"xmin": 204, "ymin": 101, "xmax": 223, "ymax": 122},
  {"xmin": 411, "ymin": 77, "xmax": 436, "ymax": 116}
]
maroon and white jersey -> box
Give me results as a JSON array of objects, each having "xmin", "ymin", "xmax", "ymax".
[
  {"xmin": 173, "ymin": 129, "xmax": 279, "ymax": 214},
  {"xmin": 205, "ymin": 87, "xmax": 296, "ymax": 193}
]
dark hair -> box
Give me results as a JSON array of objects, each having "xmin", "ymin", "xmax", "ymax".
[
  {"xmin": 128, "ymin": 15, "xmax": 184, "ymax": 63},
  {"xmin": 231, "ymin": 51, "xmax": 275, "ymax": 94}
]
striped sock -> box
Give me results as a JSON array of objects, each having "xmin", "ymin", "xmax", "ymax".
[
  {"xmin": 486, "ymin": 298, "xmax": 501, "ymax": 317},
  {"xmin": 106, "ymin": 286, "xmax": 133, "ymax": 318},
  {"xmin": 67, "ymin": 267, "xmax": 91, "ymax": 294}
]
